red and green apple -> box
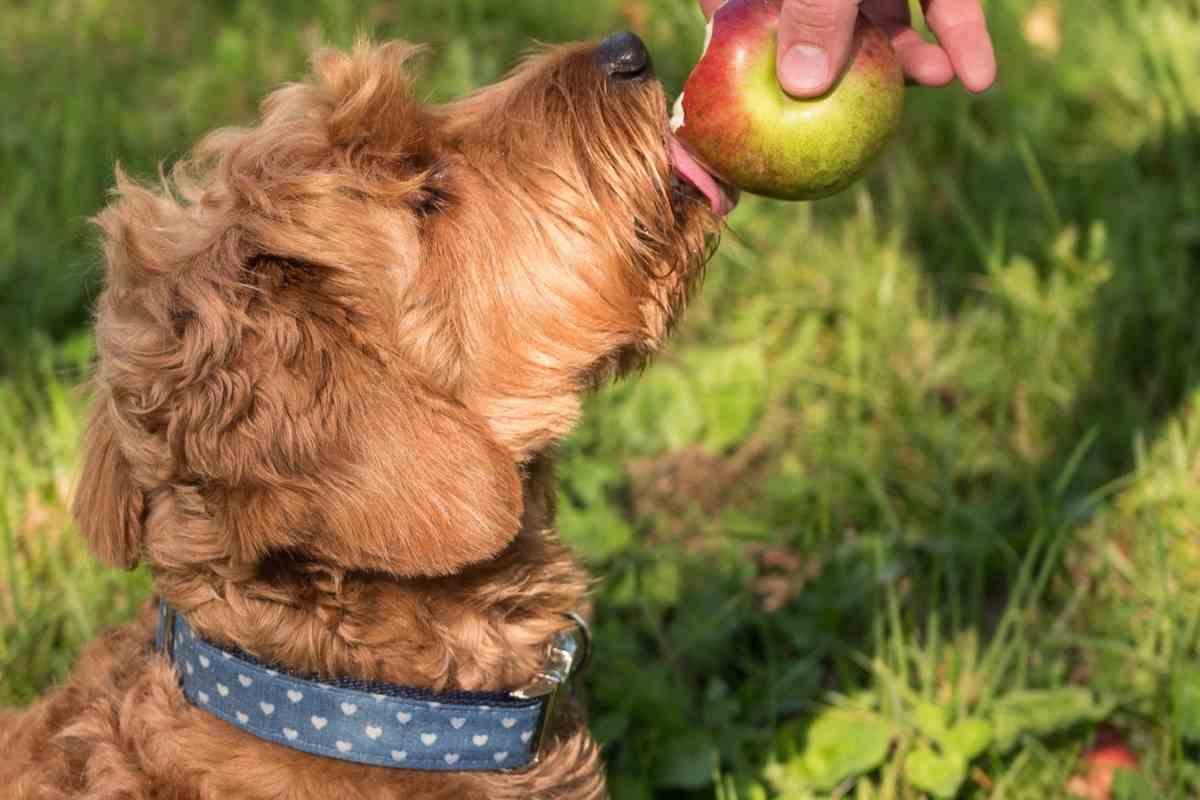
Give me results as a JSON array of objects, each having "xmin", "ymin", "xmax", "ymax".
[{"xmin": 671, "ymin": 0, "xmax": 904, "ymax": 202}]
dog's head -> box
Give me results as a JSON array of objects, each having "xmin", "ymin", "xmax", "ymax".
[{"xmin": 74, "ymin": 35, "xmax": 730, "ymax": 581}]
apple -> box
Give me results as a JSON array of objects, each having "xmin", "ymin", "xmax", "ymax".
[
  {"xmin": 671, "ymin": 0, "xmax": 904, "ymax": 201},
  {"xmin": 1080, "ymin": 743, "xmax": 1139, "ymax": 799}
]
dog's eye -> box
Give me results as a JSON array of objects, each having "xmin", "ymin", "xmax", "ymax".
[
  {"xmin": 410, "ymin": 161, "xmax": 454, "ymax": 218},
  {"xmin": 412, "ymin": 183, "xmax": 452, "ymax": 216}
]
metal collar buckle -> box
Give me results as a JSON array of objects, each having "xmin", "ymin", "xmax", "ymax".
[{"xmin": 505, "ymin": 611, "xmax": 592, "ymax": 771}]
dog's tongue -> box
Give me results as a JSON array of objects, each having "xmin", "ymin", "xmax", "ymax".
[{"xmin": 670, "ymin": 138, "xmax": 737, "ymax": 217}]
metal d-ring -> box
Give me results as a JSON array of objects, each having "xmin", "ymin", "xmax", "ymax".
[
  {"xmin": 563, "ymin": 610, "xmax": 592, "ymax": 680},
  {"xmin": 505, "ymin": 611, "xmax": 594, "ymax": 771}
]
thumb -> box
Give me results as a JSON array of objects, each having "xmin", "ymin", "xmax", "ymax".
[{"xmin": 777, "ymin": 0, "xmax": 861, "ymax": 97}]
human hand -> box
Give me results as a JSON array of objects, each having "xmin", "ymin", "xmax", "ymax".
[{"xmin": 697, "ymin": 0, "xmax": 996, "ymax": 97}]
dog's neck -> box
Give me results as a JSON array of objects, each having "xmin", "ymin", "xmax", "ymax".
[{"xmin": 151, "ymin": 453, "xmax": 588, "ymax": 693}]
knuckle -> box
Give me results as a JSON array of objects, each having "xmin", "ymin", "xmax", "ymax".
[{"xmin": 781, "ymin": 0, "xmax": 856, "ymax": 35}]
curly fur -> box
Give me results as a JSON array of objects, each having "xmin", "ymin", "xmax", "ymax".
[{"xmin": 1, "ymin": 36, "xmax": 718, "ymax": 799}]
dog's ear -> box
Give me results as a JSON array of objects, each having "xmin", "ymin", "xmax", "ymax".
[
  {"xmin": 86, "ymin": 40, "xmax": 523, "ymax": 577},
  {"xmin": 91, "ymin": 203, "xmax": 524, "ymax": 578},
  {"xmin": 72, "ymin": 391, "xmax": 145, "ymax": 569},
  {"xmin": 177, "ymin": 271, "xmax": 525, "ymax": 576}
]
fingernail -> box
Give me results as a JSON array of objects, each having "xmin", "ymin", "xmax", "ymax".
[{"xmin": 780, "ymin": 44, "xmax": 829, "ymax": 94}]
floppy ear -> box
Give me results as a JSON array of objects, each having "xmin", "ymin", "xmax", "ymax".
[
  {"xmin": 86, "ymin": 38, "xmax": 523, "ymax": 577},
  {"xmin": 90, "ymin": 210, "xmax": 524, "ymax": 578},
  {"xmin": 182, "ymin": 285, "xmax": 525, "ymax": 577},
  {"xmin": 71, "ymin": 391, "xmax": 145, "ymax": 569}
]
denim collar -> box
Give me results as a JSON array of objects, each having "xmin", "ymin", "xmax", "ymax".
[{"xmin": 155, "ymin": 601, "xmax": 587, "ymax": 772}]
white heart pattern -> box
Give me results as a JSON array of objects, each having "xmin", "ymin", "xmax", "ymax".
[{"xmin": 175, "ymin": 633, "xmax": 540, "ymax": 768}]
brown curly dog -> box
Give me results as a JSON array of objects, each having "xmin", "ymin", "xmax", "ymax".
[{"xmin": 0, "ymin": 31, "xmax": 732, "ymax": 799}]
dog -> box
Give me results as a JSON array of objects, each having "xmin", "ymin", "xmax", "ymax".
[{"xmin": 0, "ymin": 31, "xmax": 733, "ymax": 799}]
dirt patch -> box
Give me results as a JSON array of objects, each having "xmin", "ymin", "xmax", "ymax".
[{"xmin": 626, "ymin": 432, "xmax": 822, "ymax": 611}]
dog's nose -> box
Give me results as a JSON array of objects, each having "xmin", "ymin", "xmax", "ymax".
[{"xmin": 596, "ymin": 32, "xmax": 654, "ymax": 81}]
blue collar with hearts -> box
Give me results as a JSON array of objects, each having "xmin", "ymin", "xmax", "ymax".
[{"xmin": 155, "ymin": 602, "xmax": 587, "ymax": 772}]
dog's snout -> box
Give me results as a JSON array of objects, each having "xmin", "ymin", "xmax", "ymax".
[{"xmin": 596, "ymin": 32, "xmax": 654, "ymax": 81}]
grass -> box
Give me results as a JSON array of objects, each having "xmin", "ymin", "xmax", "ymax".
[{"xmin": 3, "ymin": 0, "xmax": 1199, "ymax": 797}]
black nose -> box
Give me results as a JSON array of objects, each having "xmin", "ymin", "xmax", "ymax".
[{"xmin": 596, "ymin": 32, "xmax": 654, "ymax": 81}]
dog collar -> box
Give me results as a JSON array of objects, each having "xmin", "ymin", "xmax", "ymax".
[{"xmin": 155, "ymin": 601, "xmax": 588, "ymax": 772}]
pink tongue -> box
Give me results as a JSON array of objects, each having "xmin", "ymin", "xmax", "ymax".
[{"xmin": 670, "ymin": 138, "xmax": 736, "ymax": 216}]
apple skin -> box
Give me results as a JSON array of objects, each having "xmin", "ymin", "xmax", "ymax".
[{"xmin": 672, "ymin": 1, "xmax": 904, "ymax": 201}]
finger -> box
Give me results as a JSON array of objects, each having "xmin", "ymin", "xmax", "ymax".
[
  {"xmin": 922, "ymin": 0, "xmax": 996, "ymax": 92},
  {"xmin": 698, "ymin": 0, "xmax": 724, "ymax": 18},
  {"xmin": 776, "ymin": 0, "xmax": 862, "ymax": 98},
  {"xmin": 863, "ymin": 1, "xmax": 954, "ymax": 87},
  {"xmin": 890, "ymin": 28, "xmax": 954, "ymax": 86}
]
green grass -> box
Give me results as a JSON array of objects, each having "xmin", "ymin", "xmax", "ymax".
[{"xmin": 3, "ymin": 0, "xmax": 1200, "ymax": 797}]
